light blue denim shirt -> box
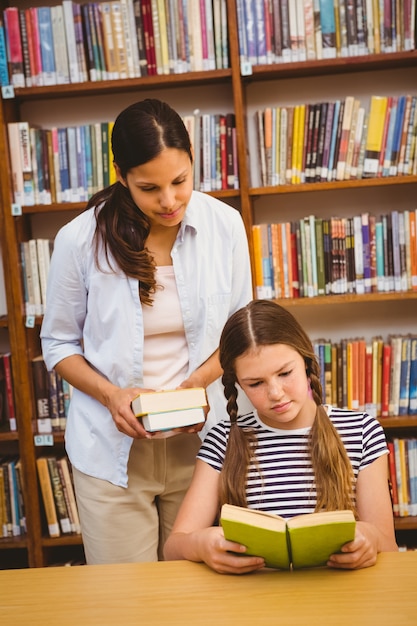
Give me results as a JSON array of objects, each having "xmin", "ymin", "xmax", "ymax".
[{"xmin": 41, "ymin": 191, "xmax": 253, "ymax": 487}]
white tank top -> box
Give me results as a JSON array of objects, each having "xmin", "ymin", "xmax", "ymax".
[{"xmin": 142, "ymin": 266, "xmax": 189, "ymax": 391}]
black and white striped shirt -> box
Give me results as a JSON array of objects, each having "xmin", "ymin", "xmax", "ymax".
[{"xmin": 197, "ymin": 405, "xmax": 388, "ymax": 519}]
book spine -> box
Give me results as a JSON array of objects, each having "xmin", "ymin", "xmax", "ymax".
[
  {"xmin": 399, "ymin": 337, "xmax": 411, "ymax": 415},
  {"xmin": 37, "ymin": 6, "xmax": 56, "ymax": 86},
  {"xmin": 0, "ymin": 17, "xmax": 10, "ymax": 86},
  {"xmin": 36, "ymin": 457, "xmax": 60, "ymax": 537},
  {"xmin": 47, "ymin": 457, "xmax": 71, "ymax": 534},
  {"xmin": 62, "ymin": 0, "xmax": 81, "ymax": 83},
  {"xmin": 51, "ymin": 5, "xmax": 70, "ymax": 85},
  {"xmin": 4, "ymin": 7, "xmax": 25, "ymax": 88},
  {"xmin": 32, "ymin": 357, "xmax": 52, "ymax": 434}
]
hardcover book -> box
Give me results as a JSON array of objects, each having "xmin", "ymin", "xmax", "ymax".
[
  {"xmin": 141, "ymin": 406, "xmax": 205, "ymax": 432},
  {"xmin": 132, "ymin": 387, "xmax": 207, "ymax": 418},
  {"xmin": 220, "ymin": 504, "xmax": 356, "ymax": 570}
]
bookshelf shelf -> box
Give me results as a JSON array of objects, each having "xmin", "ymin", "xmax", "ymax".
[
  {"xmin": 394, "ymin": 516, "xmax": 417, "ymax": 531},
  {"xmin": 0, "ymin": 430, "xmax": 19, "ymax": 442},
  {"xmin": 245, "ymin": 50, "xmax": 417, "ymax": 82},
  {"xmin": 249, "ymin": 176, "xmax": 417, "ymax": 197},
  {"xmin": 42, "ymin": 534, "xmax": 83, "ymax": 548},
  {"xmin": 0, "ymin": 535, "xmax": 28, "ymax": 549},
  {"xmin": 21, "ymin": 190, "xmax": 240, "ymax": 215},
  {"xmin": 0, "ymin": 0, "xmax": 417, "ymax": 567},
  {"xmin": 13, "ymin": 69, "xmax": 233, "ymax": 102},
  {"xmin": 378, "ymin": 417, "xmax": 417, "ymax": 429},
  {"xmin": 275, "ymin": 291, "xmax": 417, "ymax": 308}
]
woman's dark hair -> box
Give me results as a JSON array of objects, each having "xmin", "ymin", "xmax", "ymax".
[
  {"xmin": 86, "ymin": 99, "xmax": 193, "ymax": 305},
  {"xmin": 219, "ymin": 300, "xmax": 356, "ymax": 516}
]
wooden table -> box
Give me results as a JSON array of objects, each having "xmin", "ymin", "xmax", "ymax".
[{"xmin": 0, "ymin": 552, "xmax": 416, "ymax": 625}]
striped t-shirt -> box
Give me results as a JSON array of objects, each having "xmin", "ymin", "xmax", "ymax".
[{"xmin": 197, "ymin": 405, "xmax": 388, "ymax": 519}]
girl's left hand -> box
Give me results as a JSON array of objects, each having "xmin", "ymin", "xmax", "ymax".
[{"xmin": 326, "ymin": 522, "xmax": 378, "ymax": 569}]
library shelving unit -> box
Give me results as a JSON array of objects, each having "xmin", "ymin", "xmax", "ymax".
[{"xmin": 0, "ymin": 0, "xmax": 416, "ymax": 567}]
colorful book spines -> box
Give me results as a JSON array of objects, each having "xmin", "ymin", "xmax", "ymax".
[
  {"xmin": 256, "ymin": 92, "xmax": 417, "ymax": 187},
  {"xmin": 313, "ymin": 335, "xmax": 417, "ymax": 418},
  {"xmin": 236, "ymin": 0, "xmax": 416, "ymax": 66},
  {"xmin": 252, "ymin": 210, "xmax": 417, "ymax": 300},
  {"xmin": 0, "ymin": 1, "xmax": 229, "ymax": 87}
]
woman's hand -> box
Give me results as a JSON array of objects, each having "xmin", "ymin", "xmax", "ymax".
[
  {"xmin": 192, "ymin": 526, "xmax": 265, "ymax": 575},
  {"xmin": 106, "ymin": 386, "xmax": 155, "ymax": 439},
  {"xmin": 326, "ymin": 522, "xmax": 379, "ymax": 570}
]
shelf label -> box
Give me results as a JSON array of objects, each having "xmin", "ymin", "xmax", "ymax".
[
  {"xmin": 25, "ymin": 315, "xmax": 35, "ymax": 328},
  {"xmin": 11, "ymin": 203, "xmax": 22, "ymax": 216},
  {"xmin": 1, "ymin": 85, "xmax": 14, "ymax": 99},
  {"xmin": 34, "ymin": 434, "xmax": 54, "ymax": 447},
  {"xmin": 241, "ymin": 61, "xmax": 253, "ymax": 76}
]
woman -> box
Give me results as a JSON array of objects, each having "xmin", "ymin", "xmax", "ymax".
[{"xmin": 41, "ymin": 99, "xmax": 252, "ymax": 564}]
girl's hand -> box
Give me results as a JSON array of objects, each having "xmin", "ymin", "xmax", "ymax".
[
  {"xmin": 326, "ymin": 522, "xmax": 378, "ymax": 570},
  {"xmin": 195, "ymin": 527, "xmax": 265, "ymax": 575}
]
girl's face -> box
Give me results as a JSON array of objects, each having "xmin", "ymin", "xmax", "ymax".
[
  {"xmin": 235, "ymin": 343, "xmax": 316, "ymax": 430},
  {"xmin": 117, "ymin": 148, "xmax": 193, "ymax": 230}
]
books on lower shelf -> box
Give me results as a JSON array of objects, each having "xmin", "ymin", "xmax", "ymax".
[
  {"xmin": 36, "ymin": 455, "xmax": 81, "ymax": 538},
  {"xmin": 132, "ymin": 387, "xmax": 207, "ymax": 432},
  {"xmin": 252, "ymin": 209, "xmax": 417, "ymax": 300},
  {"xmin": 220, "ymin": 503, "xmax": 356, "ymax": 570},
  {"xmin": 31, "ymin": 356, "xmax": 73, "ymax": 434},
  {"xmin": 313, "ymin": 334, "xmax": 417, "ymax": 418},
  {"xmin": 0, "ymin": 352, "xmax": 17, "ymax": 433},
  {"xmin": 0, "ymin": 457, "xmax": 26, "ymax": 538},
  {"xmin": 387, "ymin": 438, "xmax": 417, "ymax": 518}
]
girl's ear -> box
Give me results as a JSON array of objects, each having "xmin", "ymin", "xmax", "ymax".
[{"xmin": 114, "ymin": 162, "xmax": 127, "ymax": 187}]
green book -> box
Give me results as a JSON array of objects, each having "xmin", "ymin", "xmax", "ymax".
[{"xmin": 220, "ymin": 504, "xmax": 356, "ymax": 570}]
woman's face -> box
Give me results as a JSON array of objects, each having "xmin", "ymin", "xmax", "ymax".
[
  {"xmin": 235, "ymin": 343, "xmax": 316, "ymax": 430},
  {"xmin": 117, "ymin": 147, "xmax": 194, "ymax": 230}
]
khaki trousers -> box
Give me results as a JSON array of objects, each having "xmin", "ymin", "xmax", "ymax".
[{"xmin": 72, "ymin": 433, "xmax": 201, "ymax": 564}]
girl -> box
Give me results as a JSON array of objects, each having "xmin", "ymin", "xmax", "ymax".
[
  {"xmin": 41, "ymin": 99, "xmax": 252, "ymax": 564},
  {"xmin": 164, "ymin": 300, "xmax": 398, "ymax": 573}
]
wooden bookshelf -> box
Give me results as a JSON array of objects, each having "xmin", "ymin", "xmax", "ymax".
[{"xmin": 0, "ymin": 0, "xmax": 416, "ymax": 567}]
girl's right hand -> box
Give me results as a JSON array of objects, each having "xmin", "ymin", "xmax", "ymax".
[{"xmin": 196, "ymin": 526, "xmax": 265, "ymax": 575}]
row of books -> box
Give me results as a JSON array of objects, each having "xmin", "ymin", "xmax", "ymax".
[
  {"xmin": 8, "ymin": 113, "xmax": 238, "ymax": 207},
  {"xmin": 20, "ymin": 239, "xmax": 53, "ymax": 317},
  {"xmin": 236, "ymin": 0, "xmax": 417, "ymax": 69},
  {"xmin": 313, "ymin": 335, "xmax": 417, "ymax": 418},
  {"xmin": 388, "ymin": 438, "xmax": 417, "ymax": 517},
  {"xmin": 256, "ymin": 94, "xmax": 417, "ymax": 187},
  {"xmin": 0, "ymin": 1, "xmax": 229, "ymax": 89},
  {"xmin": 252, "ymin": 210, "xmax": 417, "ymax": 299},
  {"xmin": 36, "ymin": 455, "xmax": 81, "ymax": 538},
  {"xmin": 0, "ymin": 457, "xmax": 26, "ymax": 538},
  {"xmin": 32, "ymin": 356, "xmax": 73, "ymax": 435},
  {"xmin": 0, "ymin": 352, "xmax": 16, "ymax": 433}
]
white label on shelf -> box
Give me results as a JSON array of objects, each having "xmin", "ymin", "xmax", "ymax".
[
  {"xmin": 241, "ymin": 61, "xmax": 253, "ymax": 76},
  {"xmin": 11, "ymin": 203, "xmax": 22, "ymax": 216},
  {"xmin": 1, "ymin": 85, "xmax": 14, "ymax": 99},
  {"xmin": 34, "ymin": 434, "xmax": 54, "ymax": 447},
  {"xmin": 25, "ymin": 315, "xmax": 35, "ymax": 328}
]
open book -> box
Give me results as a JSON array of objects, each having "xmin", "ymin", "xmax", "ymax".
[
  {"xmin": 220, "ymin": 503, "xmax": 356, "ymax": 570},
  {"xmin": 132, "ymin": 387, "xmax": 207, "ymax": 432}
]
